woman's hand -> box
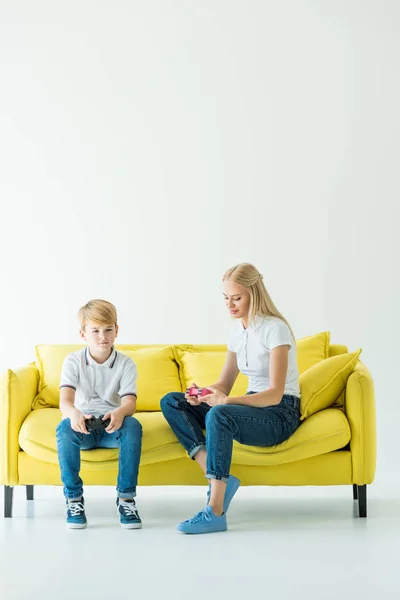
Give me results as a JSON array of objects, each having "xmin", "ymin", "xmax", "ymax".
[
  {"xmin": 200, "ymin": 387, "xmax": 228, "ymax": 406},
  {"xmin": 185, "ymin": 383, "xmax": 203, "ymax": 406}
]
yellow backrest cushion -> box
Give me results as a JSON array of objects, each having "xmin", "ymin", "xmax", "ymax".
[
  {"xmin": 174, "ymin": 346, "xmax": 248, "ymax": 397},
  {"xmin": 33, "ymin": 338, "xmax": 354, "ymax": 413},
  {"xmin": 174, "ymin": 334, "xmax": 332, "ymax": 398},
  {"xmin": 329, "ymin": 344, "xmax": 349, "ymax": 357},
  {"xmin": 300, "ymin": 350, "xmax": 362, "ymax": 419},
  {"xmin": 34, "ymin": 345, "xmax": 83, "ymax": 409},
  {"xmin": 120, "ymin": 348, "xmax": 182, "ymax": 411},
  {"xmin": 34, "ymin": 344, "xmax": 181, "ymax": 411},
  {"xmin": 296, "ymin": 332, "xmax": 330, "ymax": 374}
]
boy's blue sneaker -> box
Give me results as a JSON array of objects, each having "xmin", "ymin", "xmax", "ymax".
[
  {"xmin": 206, "ymin": 474, "xmax": 241, "ymax": 513},
  {"xmin": 177, "ymin": 505, "xmax": 227, "ymax": 534},
  {"xmin": 65, "ymin": 497, "xmax": 87, "ymax": 529},
  {"xmin": 116, "ymin": 498, "xmax": 142, "ymax": 529}
]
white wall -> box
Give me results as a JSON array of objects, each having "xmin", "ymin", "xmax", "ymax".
[{"xmin": 1, "ymin": 1, "xmax": 399, "ymax": 480}]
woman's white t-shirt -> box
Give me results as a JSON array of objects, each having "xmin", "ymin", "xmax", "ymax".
[{"xmin": 227, "ymin": 315, "xmax": 300, "ymax": 397}]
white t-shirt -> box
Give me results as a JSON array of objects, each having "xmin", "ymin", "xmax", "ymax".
[
  {"xmin": 228, "ymin": 315, "xmax": 300, "ymax": 397},
  {"xmin": 60, "ymin": 347, "xmax": 137, "ymax": 417}
]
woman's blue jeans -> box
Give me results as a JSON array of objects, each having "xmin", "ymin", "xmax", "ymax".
[
  {"xmin": 160, "ymin": 392, "xmax": 300, "ymax": 483},
  {"xmin": 56, "ymin": 416, "xmax": 142, "ymax": 500}
]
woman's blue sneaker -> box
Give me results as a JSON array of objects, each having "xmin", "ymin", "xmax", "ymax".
[
  {"xmin": 207, "ymin": 474, "xmax": 241, "ymax": 513},
  {"xmin": 177, "ymin": 505, "xmax": 227, "ymax": 534},
  {"xmin": 116, "ymin": 498, "xmax": 142, "ymax": 529},
  {"xmin": 65, "ymin": 498, "xmax": 87, "ymax": 529}
]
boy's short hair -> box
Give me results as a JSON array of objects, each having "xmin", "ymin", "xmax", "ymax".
[{"xmin": 78, "ymin": 299, "xmax": 118, "ymax": 330}]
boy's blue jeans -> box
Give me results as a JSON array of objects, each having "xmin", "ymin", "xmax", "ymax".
[
  {"xmin": 160, "ymin": 392, "xmax": 300, "ymax": 483},
  {"xmin": 56, "ymin": 416, "xmax": 142, "ymax": 500}
]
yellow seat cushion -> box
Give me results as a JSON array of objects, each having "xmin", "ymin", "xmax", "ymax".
[
  {"xmin": 19, "ymin": 409, "xmax": 186, "ymax": 469},
  {"xmin": 19, "ymin": 405, "xmax": 350, "ymax": 469},
  {"xmin": 173, "ymin": 345, "xmax": 248, "ymax": 396},
  {"xmin": 296, "ymin": 331, "xmax": 330, "ymax": 374},
  {"xmin": 232, "ymin": 408, "xmax": 350, "ymax": 465},
  {"xmin": 33, "ymin": 344, "xmax": 181, "ymax": 411},
  {"xmin": 300, "ymin": 350, "xmax": 362, "ymax": 419}
]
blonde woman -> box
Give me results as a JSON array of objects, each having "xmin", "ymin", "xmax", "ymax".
[{"xmin": 161, "ymin": 263, "xmax": 301, "ymax": 534}]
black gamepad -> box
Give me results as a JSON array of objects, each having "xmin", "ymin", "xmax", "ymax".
[{"xmin": 85, "ymin": 415, "xmax": 111, "ymax": 432}]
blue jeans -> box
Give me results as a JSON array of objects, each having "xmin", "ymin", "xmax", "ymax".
[
  {"xmin": 56, "ymin": 416, "xmax": 142, "ymax": 500},
  {"xmin": 160, "ymin": 392, "xmax": 300, "ymax": 483}
]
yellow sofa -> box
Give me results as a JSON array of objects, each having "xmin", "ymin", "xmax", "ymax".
[{"xmin": 0, "ymin": 336, "xmax": 376, "ymax": 518}]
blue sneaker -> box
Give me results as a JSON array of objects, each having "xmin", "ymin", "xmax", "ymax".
[
  {"xmin": 117, "ymin": 498, "xmax": 142, "ymax": 529},
  {"xmin": 206, "ymin": 474, "xmax": 241, "ymax": 513},
  {"xmin": 177, "ymin": 505, "xmax": 227, "ymax": 534},
  {"xmin": 65, "ymin": 497, "xmax": 87, "ymax": 529}
]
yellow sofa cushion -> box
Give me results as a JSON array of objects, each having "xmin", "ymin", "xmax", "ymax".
[
  {"xmin": 174, "ymin": 333, "xmax": 330, "ymax": 396},
  {"xmin": 173, "ymin": 345, "xmax": 248, "ymax": 396},
  {"xmin": 19, "ymin": 405, "xmax": 350, "ymax": 469},
  {"xmin": 233, "ymin": 407, "xmax": 350, "ymax": 465},
  {"xmin": 19, "ymin": 409, "xmax": 186, "ymax": 468},
  {"xmin": 300, "ymin": 350, "xmax": 362, "ymax": 419},
  {"xmin": 33, "ymin": 344, "xmax": 181, "ymax": 411},
  {"xmin": 296, "ymin": 331, "xmax": 330, "ymax": 374},
  {"xmin": 34, "ymin": 345, "xmax": 83, "ymax": 409},
  {"xmin": 329, "ymin": 344, "xmax": 348, "ymax": 357},
  {"xmin": 119, "ymin": 347, "xmax": 182, "ymax": 410}
]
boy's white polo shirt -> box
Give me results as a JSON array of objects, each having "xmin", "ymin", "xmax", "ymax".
[
  {"xmin": 228, "ymin": 315, "xmax": 300, "ymax": 397},
  {"xmin": 60, "ymin": 347, "xmax": 137, "ymax": 417}
]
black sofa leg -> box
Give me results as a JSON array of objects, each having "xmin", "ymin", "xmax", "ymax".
[
  {"xmin": 4, "ymin": 486, "xmax": 13, "ymax": 518},
  {"xmin": 26, "ymin": 485, "xmax": 34, "ymax": 501},
  {"xmin": 353, "ymin": 484, "xmax": 358, "ymax": 500},
  {"xmin": 357, "ymin": 485, "xmax": 367, "ymax": 517}
]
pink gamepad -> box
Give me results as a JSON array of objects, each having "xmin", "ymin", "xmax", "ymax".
[{"xmin": 186, "ymin": 386, "xmax": 213, "ymax": 397}]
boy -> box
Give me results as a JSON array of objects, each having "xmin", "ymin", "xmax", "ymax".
[{"xmin": 56, "ymin": 299, "xmax": 142, "ymax": 529}]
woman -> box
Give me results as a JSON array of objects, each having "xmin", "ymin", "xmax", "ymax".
[{"xmin": 161, "ymin": 263, "xmax": 301, "ymax": 534}]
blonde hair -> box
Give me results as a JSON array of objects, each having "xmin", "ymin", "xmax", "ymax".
[
  {"xmin": 223, "ymin": 263, "xmax": 294, "ymax": 338},
  {"xmin": 78, "ymin": 299, "xmax": 117, "ymax": 330}
]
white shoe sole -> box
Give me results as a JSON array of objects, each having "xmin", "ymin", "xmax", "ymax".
[
  {"xmin": 66, "ymin": 522, "xmax": 87, "ymax": 529},
  {"xmin": 176, "ymin": 526, "xmax": 227, "ymax": 534},
  {"xmin": 120, "ymin": 522, "xmax": 142, "ymax": 529}
]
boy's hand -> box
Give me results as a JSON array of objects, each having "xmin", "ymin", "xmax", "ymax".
[
  {"xmin": 104, "ymin": 409, "xmax": 124, "ymax": 434},
  {"xmin": 71, "ymin": 411, "xmax": 92, "ymax": 434}
]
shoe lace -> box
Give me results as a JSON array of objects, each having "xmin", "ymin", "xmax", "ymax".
[
  {"xmin": 189, "ymin": 509, "xmax": 212, "ymax": 524},
  {"xmin": 119, "ymin": 500, "xmax": 138, "ymax": 518},
  {"xmin": 68, "ymin": 501, "xmax": 84, "ymax": 517}
]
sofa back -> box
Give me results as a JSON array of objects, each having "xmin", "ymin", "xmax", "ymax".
[
  {"xmin": 33, "ymin": 333, "xmax": 346, "ymax": 411},
  {"xmin": 34, "ymin": 344, "xmax": 181, "ymax": 411}
]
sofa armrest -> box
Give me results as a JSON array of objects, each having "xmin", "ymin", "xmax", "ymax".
[
  {"xmin": 0, "ymin": 364, "xmax": 39, "ymax": 485},
  {"xmin": 345, "ymin": 361, "xmax": 376, "ymax": 485}
]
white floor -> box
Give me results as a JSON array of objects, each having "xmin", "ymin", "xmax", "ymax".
[{"xmin": 0, "ymin": 483, "xmax": 399, "ymax": 600}]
